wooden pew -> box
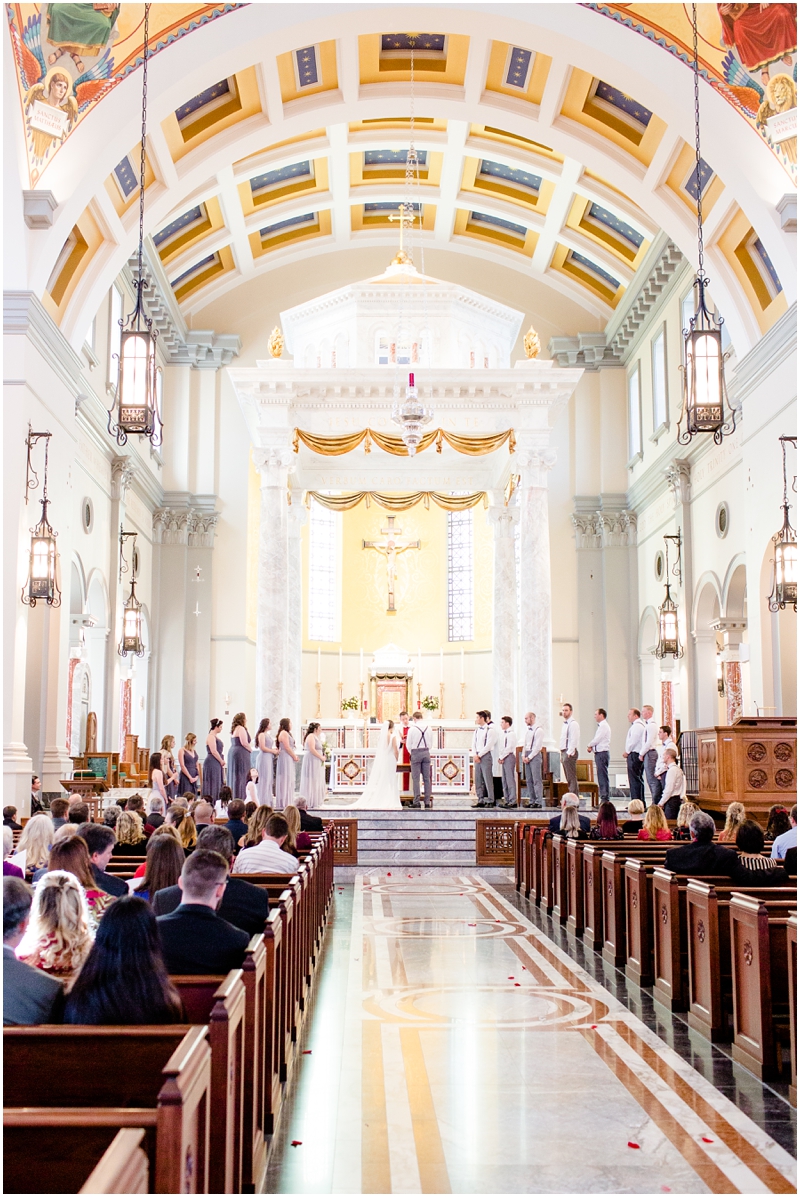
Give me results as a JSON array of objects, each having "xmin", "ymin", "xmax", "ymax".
[
  {"xmin": 599, "ymin": 845, "xmax": 673, "ymax": 966},
  {"xmin": 730, "ymin": 894, "xmax": 797, "ymax": 1080},
  {"xmin": 4, "ymin": 1115, "xmax": 150, "ymax": 1195},
  {"xmin": 3, "ymin": 1025, "xmax": 211, "ymax": 1193},
  {"xmin": 168, "ymin": 971, "xmax": 247, "ymax": 1194},
  {"xmin": 686, "ymin": 881, "xmax": 796, "ymax": 1044},
  {"xmin": 789, "ymin": 912, "xmax": 797, "ymax": 1108},
  {"xmin": 79, "ymin": 1128, "xmax": 149, "ymax": 1194},
  {"xmin": 581, "ymin": 841, "xmax": 665, "ymax": 952},
  {"xmin": 651, "ymin": 868, "xmax": 732, "ymax": 1011}
]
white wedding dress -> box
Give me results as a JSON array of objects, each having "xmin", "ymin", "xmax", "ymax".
[{"xmin": 350, "ymin": 722, "xmax": 402, "ymax": 809}]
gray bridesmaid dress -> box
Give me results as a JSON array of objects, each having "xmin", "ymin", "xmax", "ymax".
[
  {"xmin": 299, "ymin": 735, "xmax": 326, "ymax": 809},
  {"xmin": 228, "ymin": 730, "xmax": 252, "ymax": 803},
  {"xmin": 274, "ymin": 733, "xmax": 296, "ymax": 811},
  {"xmin": 256, "ymin": 733, "xmax": 275, "ymax": 805}
]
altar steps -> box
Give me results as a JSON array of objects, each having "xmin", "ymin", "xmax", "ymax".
[{"xmin": 353, "ymin": 811, "xmax": 476, "ymax": 867}]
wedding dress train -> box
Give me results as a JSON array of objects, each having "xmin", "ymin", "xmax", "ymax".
[{"xmin": 349, "ymin": 722, "xmax": 402, "ymax": 810}]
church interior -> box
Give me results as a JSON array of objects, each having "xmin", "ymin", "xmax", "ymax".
[{"xmin": 2, "ymin": 2, "xmax": 798, "ymax": 1193}]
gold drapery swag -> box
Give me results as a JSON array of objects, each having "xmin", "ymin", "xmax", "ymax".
[
  {"xmin": 304, "ymin": 490, "xmax": 488, "ymax": 513},
  {"xmin": 293, "ymin": 428, "xmax": 516, "ymax": 457}
]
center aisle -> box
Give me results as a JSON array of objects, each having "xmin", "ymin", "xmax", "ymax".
[{"xmin": 265, "ymin": 875, "xmax": 796, "ymax": 1194}]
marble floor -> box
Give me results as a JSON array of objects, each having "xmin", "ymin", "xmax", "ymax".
[{"xmin": 265, "ymin": 875, "xmax": 797, "ymax": 1195}]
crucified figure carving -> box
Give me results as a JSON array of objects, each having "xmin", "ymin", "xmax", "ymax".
[{"xmin": 362, "ymin": 515, "xmax": 420, "ymax": 613}]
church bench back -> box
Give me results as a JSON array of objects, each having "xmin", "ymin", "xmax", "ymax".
[
  {"xmin": 730, "ymin": 895, "xmax": 796, "ymax": 1080},
  {"xmin": 4, "ymin": 1114, "xmax": 152, "ymax": 1195}
]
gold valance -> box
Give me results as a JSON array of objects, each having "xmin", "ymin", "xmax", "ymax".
[
  {"xmin": 304, "ymin": 490, "xmax": 488, "ymax": 513},
  {"xmin": 293, "ymin": 428, "xmax": 515, "ymax": 457}
]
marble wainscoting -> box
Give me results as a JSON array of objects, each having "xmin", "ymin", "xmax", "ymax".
[{"xmin": 265, "ymin": 875, "xmax": 796, "ymax": 1195}]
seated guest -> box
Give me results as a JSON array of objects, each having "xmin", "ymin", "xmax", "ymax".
[
  {"xmin": 131, "ymin": 824, "xmax": 184, "ymax": 881},
  {"xmin": 145, "ymin": 795, "xmax": 165, "ymax": 830},
  {"xmin": 33, "ymin": 824, "xmax": 81, "ymax": 884},
  {"xmin": 76, "ymin": 824, "xmax": 128, "ymax": 898},
  {"xmin": 284, "ymin": 804, "xmax": 312, "ymax": 850},
  {"xmin": 219, "ymin": 785, "xmax": 233, "ymax": 812},
  {"xmin": 771, "ymin": 804, "xmax": 797, "ymax": 860},
  {"xmin": 657, "ymin": 750, "xmax": 686, "ymax": 820},
  {"xmin": 589, "ymin": 801, "xmax": 623, "ymax": 840},
  {"xmin": 620, "ymin": 799, "xmax": 645, "ymax": 836},
  {"xmin": 115, "ymin": 797, "xmax": 128, "ymax": 811},
  {"xmin": 3, "ymin": 806, "xmax": 22, "ymax": 831},
  {"xmin": 782, "ymin": 847, "xmax": 796, "ymax": 877},
  {"xmin": 558, "ymin": 802, "xmax": 587, "ymax": 840},
  {"xmin": 638, "ymin": 803, "xmax": 672, "ymax": 841},
  {"xmin": 125, "ymin": 795, "xmax": 146, "ymax": 818},
  {"xmin": 193, "ymin": 801, "xmax": 215, "ymax": 829},
  {"xmin": 244, "ymin": 800, "xmax": 257, "ymax": 822},
  {"xmin": 49, "ymin": 798, "xmax": 70, "ymax": 830},
  {"xmin": 766, "ymin": 804, "xmax": 792, "ymax": 841},
  {"xmin": 664, "ymin": 811, "xmax": 739, "ymax": 878},
  {"xmin": 68, "ymin": 802, "xmax": 90, "ymax": 826},
  {"xmin": 735, "ymin": 820, "xmax": 788, "ymax": 878},
  {"xmin": 548, "ymin": 793, "xmax": 590, "ymax": 836},
  {"xmin": 46, "ymin": 838, "xmax": 114, "ymax": 927},
  {"xmin": 234, "ymin": 813, "xmax": 299, "ymax": 875},
  {"xmin": 241, "ymin": 806, "xmax": 273, "ymax": 850},
  {"xmin": 156, "ymin": 850, "xmax": 249, "ymax": 975},
  {"xmin": 153, "ymin": 826, "xmax": 270, "ymax": 934},
  {"xmin": 131, "ymin": 834, "xmax": 185, "ymax": 904},
  {"xmin": 19, "ymin": 871, "xmax": 93, "ymax": 991},
  {"xmin": 295, "ymin": 796, "xmax": 324, "ymax": 833},
  {"xmin": 103, "ymin": 806, "xmax": 120, "ymax": 830},
  {"xmin": 179, "ymin": 815, "xmax": 198, "ymax": 854},
  {"xmin": 4, "ymin": 827, "xmax": 23, "ymax": 878},
  {"xmin": 224, "ymin": 800, "xmax": 249, "ymax": 847},
  {"xmin": 245, "ymin": 769, "xmax": 259, "ymax": 807},
  {"xmin": 3, "ymin": 877, "xmax": 64, "ymax": 1025},
  {"xmin": 16, "ymin": 814, "xmax": 53, "ymax": 879},
  {"xmin": 65, "ymin": 896, "xmax": 183, "ymax": 1025},
  {"xmin": 672, "ymin": 801, "xmax": 699, "ymax": 841},
  {"xmin": 718, "ymin": 801, "xmax": 746, "ymax": 843},
  {"xmin": 111, "ymin": 811, "xmax": 146, "ymax": 856}
]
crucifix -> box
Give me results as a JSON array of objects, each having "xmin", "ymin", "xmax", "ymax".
[
  {"xmin": 388, "ymin": 201, "xmax": 416, "ymax": 266},
  {"xmin": 363, "ymin": 515, "xmax": 420, "ymax": 613}
]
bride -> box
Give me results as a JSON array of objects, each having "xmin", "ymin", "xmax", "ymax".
[{"xmin": 350, "ymin": 720, "xmax": 402, "ymax": 809}]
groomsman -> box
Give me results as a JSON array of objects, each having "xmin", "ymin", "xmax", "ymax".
[
  {"xmin": 641, "ymin": 705, "xmax": 661, "ymax": 805},
  {"xmin": 587, "ymin": 708, "xmax": 611, "ymax": 801},
  {"xmin": 623, "ymin": 708, "xmax": 647, "ymax": 805},
  {"xmin": 654, "ymin": 724, "xmax": 677, "ymax": 790},
  {"xmin": 406, "ymin": 711, "xmax": 433, "ymax": 809},
  {"xmin": 559, "ymin": 703, "xmax": 580, "ymax": 794},
  {"xmin": 472, "ymin": 710, "xmax": 498, "ymax": 808},
  {"xmin": 498, "ymin": 717, "xmax": 517, "ymax": 809},
  {"xmin": 522, "ymin": 711, "xmax": 544, "ymax": 808}
]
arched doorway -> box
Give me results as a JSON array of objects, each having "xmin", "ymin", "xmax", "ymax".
[
  {"xmin": 85, "ymin": 571, "xmax": 109, "ymax": 750},
  {"xmin": 760, "ymin": 544, "xmax": 797, "ymax": 716},
  {"xmin": 693, "ymin": 577, "xmax": 723, "ymax": 728}
]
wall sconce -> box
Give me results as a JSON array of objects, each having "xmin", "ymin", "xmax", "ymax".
[
  {"xmin": 767, "ymin": 435, "xmax": 797, "ymax": 613},
  {"xmin": 22, "ymin": 426, "xmax": 61, "ymax": 609},
  {"xmin": 119, "ymin": 527, "xmax": 145, "ymax": 657},
  {"xmin": 654, "ymin": 531, "xmax": 684, "ymax": 659}
]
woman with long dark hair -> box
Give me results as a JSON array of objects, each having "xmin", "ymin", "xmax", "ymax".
[
  {"xmin": 149, "ymin": 752, "xmax": 168, "ymax": 805},
  {"xmin": 255, "ymin": 718, "xmax": 277, "ymax": 805},
  {"xmin": 274, "ymin": 717, "xmax": 298, "ymax": 811},
  {"xmin": 589, "ymin": 801, "xmax": 623, "ymax": 840},
  {"xmin": 64, "ymin": 896, "xmax": 183, "ymax": 1025},
  {"xmin": 228, "ymin": 713, "xmax": 252, "ymax": 803},
  {"xmin": 203, "ymin": 719, "xmax": 226, "ymax": 804},
  {"xmin": 135, "ymin": 834, "xmax": 185, "ymax": 903}
]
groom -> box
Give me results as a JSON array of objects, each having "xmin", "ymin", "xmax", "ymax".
[{"xmin": 406, "ymin": 711, "xmax": 433, "ymax": 809}]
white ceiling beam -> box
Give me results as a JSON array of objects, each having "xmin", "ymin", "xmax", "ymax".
[
  {"xmin": 326, "ymin": 123, "xmax": 352, "ymax": 244},
  {"xmin": 531, "ymin": 155, "xmax": 582, "ymax": 274},
  {"xmin": 434, "ymin": 120, "xmax": 468, "ymax": 243},
  {"xmin": 216, "ymin": 163, "xmax": 255, "ymax": 278}
]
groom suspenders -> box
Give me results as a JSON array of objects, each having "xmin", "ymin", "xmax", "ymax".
[{"xmin": 417, "ymin": 726, "xmax": 428, "ymax": 750}]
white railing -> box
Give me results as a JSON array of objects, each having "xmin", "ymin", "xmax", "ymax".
[{"xmin": 329, "ymin": 748, "xmax": 473, "ymax": 793}]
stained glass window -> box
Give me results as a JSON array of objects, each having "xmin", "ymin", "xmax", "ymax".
[
  {"xmin": 308, "ymin": 500, "xmax": 339, "ymax": 641},
  {"xmin": 447, "ymin": 509, "xmax": 474, "ymax": 641}
]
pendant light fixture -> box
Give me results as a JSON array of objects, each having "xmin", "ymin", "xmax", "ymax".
[
  {"xmin": 655, "ymin": 531, "xmax": 684, "ymax": 659},
  {"xmin": 21, "ymin": 426, "xmax": 61, "ymax": 608},
  {"xmin": 108, "ymin": 3, "xmax": 162, "ymax": 448},
  {"xmin": 391, "ymin": 39, "xmax": 433, "ymax": 456},
  {"xmin": 677, "ymin": 4, "xmax": 736, "ymax": 447},
  {"xmin": 767, "ymin": 435, "xmax": 797, "ymax": 612},
  {"xmin": 118, "ymin": 527, "xmax": 145, "ymax": 657}
]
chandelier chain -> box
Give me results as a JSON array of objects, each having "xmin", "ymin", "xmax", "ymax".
[
  {"xmin": 136, "ymin": 3, "xmax": 150, "ymax": 306},
  {"xmin": 691, "ymin": 3, "xmax": 704, "ymax": 276}
]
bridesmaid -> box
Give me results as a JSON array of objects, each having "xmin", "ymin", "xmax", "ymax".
[
  {"xmin": 203, "ymin": 719, "xmax": 225, "ymax": 803},
  {"xmin": 274, "ymin": 718, "xmax": 299, "ymax": 811},
  {"xmin": 254, "ymin": 718, "xmax": 277, "ymax": 805},
  {"xmin": 149, "ymin": 752, "xmax": 169, "ymax": 805},
  {"xmin": 228, "ymin": 713, "xmax": 252, "ymax": 803},
  {"xmin": 299, "ymin": 722, "xmax": 326, "ymax": 810},
  {"xmin": 160, "ymin": 736, "xmax": 179, "ymax": 802},
  {"xmin": 177, "ymin": 733, "xmax": 201, "ymax": 797}
]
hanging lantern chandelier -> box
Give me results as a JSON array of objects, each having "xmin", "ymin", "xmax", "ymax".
[
  {"xmin": 677, "ymin": 4, "xmax": 736, "ymax": 447},
  {"xmin": 767, "ymin": 435, "xmax": 797, "ymax": 613},
  {"xmin": 119, "ymin": 527, "xmax": 145, "ymax": 657},
  {"xmin": 390, "ymin": 40, "xmax": 434, "ymax": 456},
  {"xmin": 655, "ymin": 531, "xmax": 684, "ymax": 659},
  {"xmin": 108, "ymin": 3, "xmax": 162, "ymax": 449},
  {"xmin": 21, "ymin": 426, "xmax": 61, "ymax": 608}
]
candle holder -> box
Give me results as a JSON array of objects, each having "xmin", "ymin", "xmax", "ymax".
[
  {"xmin": 359, "ymin": 681, "xmax": 365, "ymax": 713},
  {"xmin": 416, "ymin": 682, "xmax": 422, "ymax": 710},
  {"xmin": 460, "ymin": 681, "xmax": 466, "ymax": 720},
  {"xmin": 439, "ymin": 682, "xmax": 445, "ymax": 719},
  {"xmin": 315, "ymin": 681, "xmax": 321, "ymax": 718},
  {"xmin": 337, "ymin": 681, "xmax": 343, "ymax": 717}
]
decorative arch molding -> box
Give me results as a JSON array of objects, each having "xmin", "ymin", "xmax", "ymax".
[
  {"xmin": 721, "ymin": 553, "xmax": 748, "ymax": 619},
  {"xmin": 10, "ymin": 5, "xmax": 792, "ymax": 352},
  {"xmin": 692, "ymin": 570, "xmax": 723, "ymax": 634},
  {"xmin": 69, "ymin": 553, "xmax": 87, "ymax": 614},
  {"xmin": 638, "ymin": 604, "xmax": 659, "ymax": 656},
  {"xmin": 85, "ymin": 567, "xmax": 110, "ymax": 627}
]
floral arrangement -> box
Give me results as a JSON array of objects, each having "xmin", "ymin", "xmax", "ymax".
[
  {"xmin": 421, "ymin": 695, "xmax": 439, "ymax": 712},
  {"xmin": 341, "ymin": 696, "xmax": 359, "ymax": 712}
]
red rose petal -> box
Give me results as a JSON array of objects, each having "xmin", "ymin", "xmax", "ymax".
[
  {"xmin": 514, "ymin": 982, "xmax": 520, "ymax": 987},
  {"xmin": 701, "ymin": 1137, "xmax": 713, "ymax": 1144},
  {"xmin": 291, "ymin": 1140, "xmax": 302, "ymax": 1147},
  {"xmin": 508, "ymin": 976, "xmax": 514, "ymax": 979},
  {"xmin": 387, "ymin": 872, "xmax": 391, "ymax": 876},
  {"xmin": 591, "ymin": 1024, "xmax": 598, "ymax": 1029},
  {"xmin": 408, "ymin": 875, "xmax": 413, "ymax": 878},
  {"xmin": 522, "ymin": 966, "xmax": 526, "ymax": 970},
  {"xmin": 661, "ymin": 1187, "xmax": 671, "ymax": 1193},
  {"xmin": 303, "ymin": 1049, "xmax": 312, "ymax": 1054},
  {"xmin": 627, "ymin": 1142, "xmax": 640, "ymax": 1150},
  {"xmin": 468, "ymin": 923, "xmax": 476, "ymax": 927}
]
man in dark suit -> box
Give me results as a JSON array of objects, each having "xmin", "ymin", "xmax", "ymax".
[
  {"xmin": 156, "ymin": 849, "xmax": 249, "ymax": 975},
  {"xmin": 295, "ymin": 797, "xmax": 323, "ymax": 833},
  {"xmin": 664, "ymin": 810, "xmax": 740, "ymax": 877},
  {"xmin": 153, "ymin": 826, "xmax": 269, "ymax": 935},
  {"xmin": 224, "ymin": 800, "xmax": 249, "ymax": 847},
  {"xmin": 548, "ymin": 793, "xmax": 591, "ymax": 835},
  {"xmin": 3, "ymin": 877, "xmax": 63, "ymax": 1025},
  {"xmin": 77, "ymin": 823, "xmax": 128, "ymax": 897}
]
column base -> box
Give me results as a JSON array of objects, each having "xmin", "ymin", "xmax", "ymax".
[
  {"xmin": 4, "ymin": 742, "xmax": 34, "ymax": 816},
  {"xmin": 41, "ymin": 745, "xmax": 73, "ymax": 798}
]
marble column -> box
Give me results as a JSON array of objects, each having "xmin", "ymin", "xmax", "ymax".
[
  {"xmin": 488, "ymin": 504, "xmax": 519, "ymax": 722},
  {"xmin": 104, "ymin": 457, "xmax": 135, "ymax": 751},
  {"xmin": 711, "ymin": 618, "xmax": 747, "ymax": 724},
  {"xmin": 517, "ymin": 446, "xmax": 556, "ymax": 745},
  {"xmin": 286, "ymin": 499, "xmax": 308, "ymax": 731},
  {"xmin": 665, "ymin": 460, "xmax": 695, "ymax": 725},
  {"xmin": 253, "ymin": 447, "xmax": 293, "ymax": 723}
]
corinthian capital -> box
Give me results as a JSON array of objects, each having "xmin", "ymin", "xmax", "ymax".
[
  {"xmin": 516, "ymin": 446, "xmax": 557, "ymax": 487},
  {"xmin": 111, "ymin": 456, "xmax": 135, "ymax": 502},
  {"xmin": 665, "ymin": 458, "xmax": 691, "ymax": 506},
  {"xmin": 252, "ymin": 445, "xmax": 295, "ymax": 478}
]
